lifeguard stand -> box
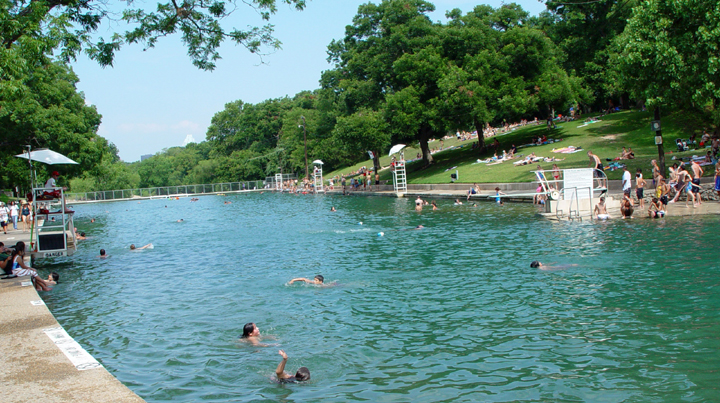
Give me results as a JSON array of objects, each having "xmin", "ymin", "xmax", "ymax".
[
  {"xmin": 313, "ymin": 160, "xmax": 324, "ymax": 193},
  {"xmin": 535, "ymin": 168, "xmax": 612, "ymax": 221},
  {"xmin": 393, "ymin": 158, "xmax": 407, "ymax": 196},
  {"xmin": 275, "ymin": 173, "xmax": 283, "ymax": 191},
  {"xmin": 388, "ymin": 144, "xmax": 407, "ymax": 197},
  {"xmin": 31, "ymin": 187, "xmax": 76, "ymax": 258}
]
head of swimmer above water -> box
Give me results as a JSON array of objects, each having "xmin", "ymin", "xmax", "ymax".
[
  {"xmin": 242, "ymin": 322, "xmax": 260, "ymax": 338},
  {"xmin": 314, "ymin": 275, "xmax": 324, "ymax": 284},
  {"xmin": 295, "ymin": 367, "xmax": 311, "ymax": 381},
  {"xmin": 530, "ymin": 261, "xmax": 542, "ymax": 268}
]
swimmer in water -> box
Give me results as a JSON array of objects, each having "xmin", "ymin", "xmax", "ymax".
[
  {"xmin": 98, "ymin": 249, "xmax": 108, "ymax": 258},
  {"xmin": 289, "ymin": 275, "xmax": 324, "ymax": 285},
  {"xmin": 177, "ymin": 219, "xmax": 184, "ymax": 222},
  {"xmin": 530, "ymin": 261, "xmax": 578, "ymax": 271},
  {"xmin": 331, "ymin": 207, "xmax": 336, "ymax": 212},
  {"xmin": 239, "ymin": 322, "xmax": 266, "ymax": 346},
  {"xmin": 275, "ymin": 350, "xmax": 310, "ymax": 383},
  {"xmin": 130, "ymin": 243, "xmax": 152, "ymax": 250},
  {"xmin": 46, "ymin": 272, "xmax": 59, "ymax": 286}
]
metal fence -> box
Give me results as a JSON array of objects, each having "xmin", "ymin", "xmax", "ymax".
[{"xmin": 66, "ymin": 181, "xmax": 266, "ymax": 202}]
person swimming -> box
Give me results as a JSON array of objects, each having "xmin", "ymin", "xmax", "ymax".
[
  {"xmin": 275, "ymin": 350, "xmax": 310, "ymax": 383},
  {"xmin": 240, "ymin": 322, "xmax": 264, "ymax": 346},
  {"xmin": 289, "ymin": 275, "xmax": 324, "ymax": 285},
  {"xmin": 130, "ymin": 243, "xmax": 152, "ymax": 250},
  {"xmin": 530, "ymin": 261, "xmax": 578, "ymax": 271}
]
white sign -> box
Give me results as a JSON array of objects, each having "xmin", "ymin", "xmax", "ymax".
[
  {"xmin": 563, "ymin": 168, "xmax": 594, "ymax": 200},
  {"xmin": 42, "ymin": 251, "xmax": 66, "ymax": 257},
  {"xmin": 44, "ymin": 327, "xmax": 103, "ymax": 370}
]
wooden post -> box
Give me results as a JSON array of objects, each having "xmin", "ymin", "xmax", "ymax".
[{"xmin": 655, "ymin": 107, "xmax": 666, "ymax": 177}]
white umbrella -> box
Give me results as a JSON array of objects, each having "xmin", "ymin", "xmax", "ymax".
[
  {"xmin": 312, "ymin": 159, "xmax": 324, "ymax": 165},
  {"xmin": 388, "ymin": 144, "xmax": 406, "ymax": 156},
  {"xmin": 15, "ymin": 149, "xmax": 79, "ymax": 165}
]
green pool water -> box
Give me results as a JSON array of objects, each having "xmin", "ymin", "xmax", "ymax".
[{"xmin": 41, "ymin": 194, "xmax": 720, "ymax": 402}]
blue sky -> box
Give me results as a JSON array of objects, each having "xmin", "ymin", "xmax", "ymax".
[{"xmin": 71, "ymin": 0, "xmax": 547, "ymax": 162}]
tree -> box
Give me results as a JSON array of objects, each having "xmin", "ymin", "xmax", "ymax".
[
  {"xmin": 332, "ymin": 109, "xmax": 390, "ymax": 173},
  {"xmin": 326, "ymin": 0, "xmax": 442, "ymax": 165},
  {"xmin": 1, "ymin": 0, "xmax": 307, "ymax": 73},
  {"xmin": 540, "ymin": 0, "xmax": 636, "ymax": 109},
  {"xmin": 615, "ymin": 0, "xmax": 720, "ymax": 126},
  {"xmin": 0, "ymin": 61, "xmax": 107, "ymax": 190},
  {"xmin": 440, "ymin": 4, "xmax": 587, "ymax": 151}
]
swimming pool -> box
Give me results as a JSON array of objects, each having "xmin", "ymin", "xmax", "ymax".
[{"xmin": 41, "ymin": 194, "xmax": 720, "ymax": 401}]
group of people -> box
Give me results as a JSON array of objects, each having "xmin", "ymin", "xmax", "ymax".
[
  {"xmin": 0, "ymin": 241, "xmax": 59, "ymax": 291},
  {"xmin": 239, "ymin": 275, "xmax": 329, "ymax": 383},
  {"xmin": 0, "ymin": 201, "xmax": 32, "ymax": 234}
]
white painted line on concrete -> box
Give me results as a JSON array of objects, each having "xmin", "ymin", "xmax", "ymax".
[
  {"xmin": 43, "ymin": 327, "xmax": 103, "ymax": 371},
  {"xmin": 30, "ymin": 300, "xmax": 46, "ymax": 306},
  {"xmin": 21, "ymin": 281, "xmax": 32, "ymax": 287}
]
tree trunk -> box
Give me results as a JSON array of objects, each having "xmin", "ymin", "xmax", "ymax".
[
  {"xmin": 419, "ymin": 124, "xmax": 434, "ymax": 165},
  {"xmin": 655, "ymin": 107, "xmax": 666, "ymax": 177},
  {"xmin": 372, "ymin": 150, "xmax": 381, "ymax": 173},
  {"xmin": 473, "ymin": 118, "xmax": 486, "ymax": 151}
]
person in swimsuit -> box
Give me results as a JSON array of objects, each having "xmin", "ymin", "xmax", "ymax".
[
  {"xmin": 635, "ymin": 169, "xmax": 646, "ymax": 208},
  {"xmin": 690, "ymin": 160, "xmax": 704, "ymax": 206},
  {"xmin": 552, "ymin": 164, "xmax": 561, "ymax": 182},
  {"xmin": 289, "ymin": 275, "xmax": 324, "ymax": 285},
  {"xmin": 494, "ymin": 187, "xmax": 506, "ymax": 204},
  {"xmin": 431, "ymin": 201, "xmax": 438, "ymax": 210},
  {"xmin": 21, "ymin": 203, "xmax": 31, "ymax": 231},
  {"xmin": 587, "ymin": 151, "xmax": 605, "ymax": 189},
  {"xmin": 239, "ymin": 322, "xmax": 267, "ymax": 346},
  {"xmin": 594, "ymin": 197, "xmax": 609, "ymax": 220},
  {"xmin": 648, "ymin": 197, "xmax": 666, "ymax": 218},
  {"xmin": 275, "ymin": 350, "xmax": 310, "ymax": 383},
  {"xmin": 669, "ymin": 166, "xmax": 693, "ymax": 205},
  {"xmin": 530, "ymin": 261, "xmax": 578, "ymax": 270},
  {"xmin": 130, "ymin": 243, "xmax": 152, "ymax": 250},
  {"xmin": 714, "ymin": 161, "xmax": 720, "ymax": 197},
  {"xmin": 415, "ymin": 196, "xmax": 423, "ymax": 211}
]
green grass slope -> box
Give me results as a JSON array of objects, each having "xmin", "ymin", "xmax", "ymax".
[{"xmin": 326, "ymin": 110, "xmax": 713, "ymax": 184}]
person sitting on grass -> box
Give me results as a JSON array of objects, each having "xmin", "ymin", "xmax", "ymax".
[{"xmin": 275, "ymin": 350, "xmax": 310, "ymax": 383}]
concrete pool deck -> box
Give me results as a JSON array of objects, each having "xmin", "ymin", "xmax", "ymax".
[{"xmin": 0, "ymin": 229, "xmax": 145, "ymax": 403}]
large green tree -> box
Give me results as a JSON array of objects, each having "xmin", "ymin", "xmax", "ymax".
[
  {"xmin": 615, "ymin": 0, "xmax": 720, "ymax": 126},
  {"xmin": 0, "ymin": 61, "xmax": 107, "ymax": 190},
  {"xmin": 326, "ymin": 0, "xmax": 442, "ymax": 165},
  {"xmin": 540, "ymin": 0, "xmax": 636, "ymax": 109},
  {"xmin": 1, "ymin": 0, "xmax": 307, "ymax": 73}
]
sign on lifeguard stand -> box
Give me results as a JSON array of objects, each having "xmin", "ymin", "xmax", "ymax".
[
  {"xmin": 313, "ymin": 160, "xmax": 324, "ymax": 192},
  {"xmin": 562, "ymin": 168, "xmax": 594, "ymax": 199}
]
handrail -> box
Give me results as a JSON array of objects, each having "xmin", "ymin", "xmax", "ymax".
[{"xmin": 65, "ymin": 181, "xmax": 266, "ymax": 203}]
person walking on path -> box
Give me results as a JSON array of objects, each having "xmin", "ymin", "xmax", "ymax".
[
  {"xmin": 9, "ymin": 202, "xmax": 19, "ymax": 230},
  {"xmin": 0, "ymin": 203, "xmax": 8, "ymax": 234}
]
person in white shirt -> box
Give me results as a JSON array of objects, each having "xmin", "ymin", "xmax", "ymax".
[
  {"xmin": 0, "ymin": 203, "xmax": 8, "ymax": 234},
  {"xmin": 8, "ymin": 202, "xmax": 19, "ymax": 230},
  {"xmin": 622, "ymin": 166, "xmax": 632, "ymax": 197}
]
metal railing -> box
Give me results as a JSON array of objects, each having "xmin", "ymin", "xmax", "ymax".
[{"xmin": 66, "ymin": 181, "xmax": 266, "ymax": 202}]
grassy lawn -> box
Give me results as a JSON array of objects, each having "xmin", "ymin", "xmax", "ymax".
[{"xmin": 325, "ymin": 110, "xmax": 713, "ymax": 184}]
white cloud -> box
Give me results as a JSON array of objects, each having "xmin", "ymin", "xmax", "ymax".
[{"xmin": 183, "ymin": 134, "xmax": 196, "ymax": 145}]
